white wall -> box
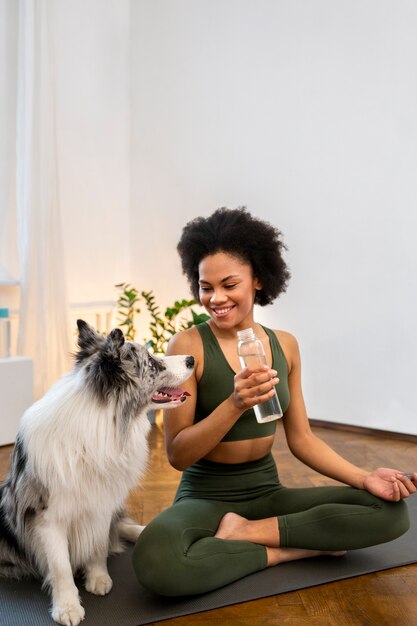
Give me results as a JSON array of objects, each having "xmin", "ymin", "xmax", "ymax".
[
  {"xmin": 1, "ymin": 1, "xmax": 416, "ymax": 434},
  {"xmin": 131, "ymin": 0, "xmax": 417, "ymax": 435}
]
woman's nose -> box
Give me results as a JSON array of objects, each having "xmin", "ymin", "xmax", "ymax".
[{"xmin": 210, "ymin": 289, "xmax": 227, "ymax": 303}]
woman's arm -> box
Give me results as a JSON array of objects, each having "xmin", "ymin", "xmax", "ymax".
[
  {"xmin": 280, "ymin": 332, "xmax": 417, "ymax": 501},
  {"xmin": 163, "ymin": 327, "xmax": 279, "ymax": 470}
]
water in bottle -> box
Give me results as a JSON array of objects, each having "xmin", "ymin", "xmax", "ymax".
[{"xmin": 237, "ymin": 327, "xmax": 283, "ymax": 423}]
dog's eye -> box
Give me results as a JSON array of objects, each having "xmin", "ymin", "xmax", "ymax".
[
  {"xmin": 148, "ymin": 357, "xmax": 157, "ymax": 371},
  {"xmin": 147, "ymin": 355, "xmax": 165, "ymax": 373}
]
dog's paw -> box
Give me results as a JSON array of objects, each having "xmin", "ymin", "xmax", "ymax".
[
  {"xmin": 52, "ymin": 600, "xmax": 85, "ymax": 626},
  {"xmin": 85, "ymin": 572, "xmax": 113, "ymax": 595}
]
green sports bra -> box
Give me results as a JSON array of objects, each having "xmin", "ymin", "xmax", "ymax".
[{"xmin": 194, "ymin": 322, "xmax": 290, "ymax": 442}]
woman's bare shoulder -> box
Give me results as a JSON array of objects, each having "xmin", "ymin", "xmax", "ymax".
[
  {"xmin": 275, "ymin": 329, "xmax": 299, "ymax": 348},
  {"xmin": 166, "ymin": 325, "xmax": 203, "ymax": 356},
  {"xmin": 274, "ymin": 329, "xmax": 301, "ymax": 370}
]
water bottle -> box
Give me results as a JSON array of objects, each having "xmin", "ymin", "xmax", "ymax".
[
  {"xmin": 237, "ymin": 327, "xmax": 283, "ymax": 423},
  {"xmin": 0, "ymin": 308, "xmax": 11, "ymax": 358}
]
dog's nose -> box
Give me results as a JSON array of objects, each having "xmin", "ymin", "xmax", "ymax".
[{"xmin": 186, "ymin": 356, "xmax": 194, "ymax": 369}]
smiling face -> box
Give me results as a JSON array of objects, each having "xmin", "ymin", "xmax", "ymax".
[{"xmin": 198, "ymin": 252, "xmax": 261, "ymax": 331}]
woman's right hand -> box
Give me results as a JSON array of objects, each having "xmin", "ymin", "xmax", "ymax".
[{"xmin": 232, "ymin": 366, "xmax": 279, "ymax": 411}]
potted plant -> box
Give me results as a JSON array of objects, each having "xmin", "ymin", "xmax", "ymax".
[
  {"xmin": 114, "ymin": 283, "xmax": 209, "ymax": 352},
  {"xmin": 114, "ymin": 283, "xmax": 141, "ymax": 341}
]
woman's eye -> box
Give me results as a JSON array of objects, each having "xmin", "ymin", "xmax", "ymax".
[{"xmin": 225, "ymin": 284, "xmax": 237, "ymax": 289}]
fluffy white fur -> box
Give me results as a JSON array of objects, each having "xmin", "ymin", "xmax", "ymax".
[{"xmin": 0, "ymin": 321, "xmax": 194, "ymax": 626}]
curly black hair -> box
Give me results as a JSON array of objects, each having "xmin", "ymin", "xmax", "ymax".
[{"xmin": 177, "ymin": 207, "xmax": 290, "ymax": 306}]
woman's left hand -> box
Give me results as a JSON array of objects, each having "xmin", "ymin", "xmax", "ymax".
[{"xmin": 363, "ymin": 468, "xmax": 417, "ymax": 501}]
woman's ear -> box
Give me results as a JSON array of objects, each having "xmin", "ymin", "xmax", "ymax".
[{"xmin": 254, "ymin": 277, "xmax": 262, "ymax": 291}]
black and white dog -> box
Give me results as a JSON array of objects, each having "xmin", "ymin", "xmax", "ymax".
[{"xmin": 0, "ymin": 320, "xmax": 194, "ymax": 625}]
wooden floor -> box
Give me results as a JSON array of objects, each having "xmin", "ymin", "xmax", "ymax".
[{"xmin": 1, "ymin": 422, "xmax": 416, "ymax": 625}]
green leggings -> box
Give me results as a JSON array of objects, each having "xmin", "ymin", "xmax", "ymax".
[{"xmin": 133, "ymin": 453, "xmax": 410, "ymax": 596}]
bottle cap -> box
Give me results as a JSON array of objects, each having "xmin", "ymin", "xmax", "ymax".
[
  {"xmin": 237, "ymin": 327, "xmax": 255, "ymax": 341},
  {"xmin": 0, "ymin": 308, "xmax": 9, "ymax": 318}
]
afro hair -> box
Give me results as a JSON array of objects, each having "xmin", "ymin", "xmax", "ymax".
[{"xmin": 177, "ymin": 207, "xmax": 290, "ymax": 306}]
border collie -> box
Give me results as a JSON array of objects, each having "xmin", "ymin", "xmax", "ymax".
[{"xmin": 0, "ymin": 320, "xmax": 194, "ymax": 625}]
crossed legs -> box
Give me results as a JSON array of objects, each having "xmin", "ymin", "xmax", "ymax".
[{"xmin": 133, "ymin": 484, "xmax": 409, "ymax": 596}]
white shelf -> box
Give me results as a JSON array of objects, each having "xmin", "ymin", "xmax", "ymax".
[{"xmin": 0, "ymin": 357, "xmax": 33, "ymax": 446}]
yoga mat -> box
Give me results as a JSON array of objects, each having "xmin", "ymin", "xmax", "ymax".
[{"xmin": 1, "ymin": 497, "xmax": 416, "ymax": 626}]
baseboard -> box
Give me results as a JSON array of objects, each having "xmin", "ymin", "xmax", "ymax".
[{"xmin": 309, "ymin": 419, "xmax": 417, "ymax": 444}]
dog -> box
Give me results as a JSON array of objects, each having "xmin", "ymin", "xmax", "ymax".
[{"xmin": 0, "ymin": 319, "xmax": 194, "ymax": 625}]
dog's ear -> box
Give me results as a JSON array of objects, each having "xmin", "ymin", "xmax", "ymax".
[
  {"xmin": 104, "ymin": 328, "xmax": 125, "ymax": 358},
  {"xmin": 77, "ymin": 319, "xmax": 99, "ymax": 348},
  {"xmin": 76, "ymin": 319, "xmax": 104, "ymax": 362}
]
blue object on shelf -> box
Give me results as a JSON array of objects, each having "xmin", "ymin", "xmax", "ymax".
[{"xmin": 0, "ymin": 309, "xmax": 11, "ymax": 357}]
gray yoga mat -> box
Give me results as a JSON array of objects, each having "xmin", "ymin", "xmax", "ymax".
[{"xmin": 1, "ymin": 497, "xmax": 416, "ymax": 626}]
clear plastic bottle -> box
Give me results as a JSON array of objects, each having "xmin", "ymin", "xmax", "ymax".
[
  {"xmin": 237, "ymin": 327, "xmax": 283, "ymax": 423},
  {"xmin": 0, "ymin": 308, "xmax": 11, "ymax": 359}
]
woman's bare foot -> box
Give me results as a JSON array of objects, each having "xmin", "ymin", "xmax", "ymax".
[
  {"xmin": 266, "ymin": 547, "xmax": 347, "ymax": 567},
  {"xmin": 215, "ymin": 512, "xmax": 280, "ymax": 546},
  {"xmin": 215, "ymin": 512, "xmax": 255, "ymax": 540}
]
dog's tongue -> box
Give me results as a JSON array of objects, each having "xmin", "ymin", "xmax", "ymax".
[{"xmin": 152, "ymin": 387, "xmax": 191, "ymax": 404}]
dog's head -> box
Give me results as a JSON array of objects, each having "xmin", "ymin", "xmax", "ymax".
[{"xmin": 75, "ymin": 320, "xmax": 194, "ymax": 419}]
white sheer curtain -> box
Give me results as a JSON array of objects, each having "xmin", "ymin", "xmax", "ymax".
[
  {"xmin": 16, "ymin": 0, "xmax": 70, "ymax": 398},
  {"xmin": 0, "ymin": 1, "xmax": 18, "ymax": 290}
]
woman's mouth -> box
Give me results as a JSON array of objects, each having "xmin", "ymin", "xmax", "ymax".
[{"xmin": 211, "ymin": 305, "xmax": 235, "ymax": 318}]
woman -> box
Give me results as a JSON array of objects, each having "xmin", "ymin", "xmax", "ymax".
[{"xmin": 133, "ymin": 207, "xmax": 416, "ymax": 596}]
